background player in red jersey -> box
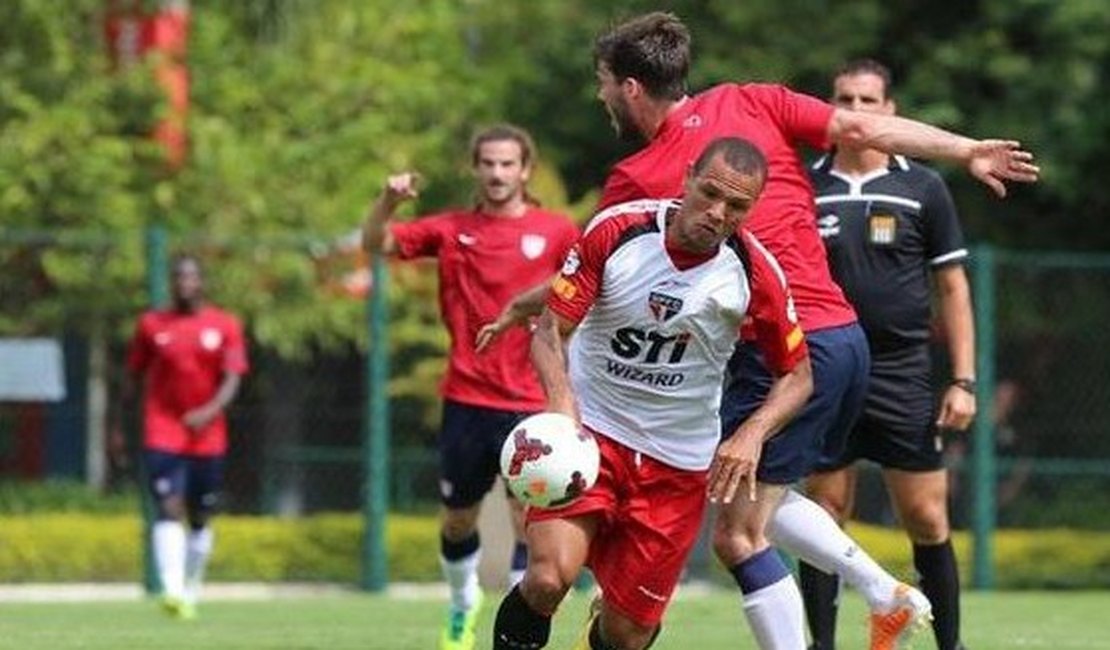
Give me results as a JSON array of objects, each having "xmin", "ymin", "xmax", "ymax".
[
  {"xmin": 492, "ymin": 137, "xmax": 813, "ymax": 650},
  {"xmin": 585, "ymin": 12, "xmax": 1037, "ymax": 650},
  {"xmin": 123, "ymin": 255, "xmax": 248, "ymax": 620},
  {"xmin": 802, "ymin": 59, "xmax": 978, "ymax": 650},
  {"xmin": 361, "ymin": 124, "xmax": 578, "ymax": 650}
]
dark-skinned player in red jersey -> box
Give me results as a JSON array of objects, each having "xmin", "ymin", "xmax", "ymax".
[{"xmin": 123, "ymin": 255, "xmax": 248, "ymax": 621}]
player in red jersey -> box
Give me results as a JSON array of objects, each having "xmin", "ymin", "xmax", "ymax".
[
  {"xmin": 361, "ymin": 124, "xmax": 578, "ymax": 650},
  {"xmin": 123, "ymin": 255, "xmax": 248, "ymax": 620},
  {"xmin": 492, "ymin": 138, "xmax": 813, "ymax": 650},
  {"xmin": 585, "ymin": 12, "xmax": 1038, "ymax": 650}
]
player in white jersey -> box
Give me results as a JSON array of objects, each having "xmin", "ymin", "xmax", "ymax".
[{"xmin": 491, "ymin": 137, "xmax": 813, "ymax": 650}]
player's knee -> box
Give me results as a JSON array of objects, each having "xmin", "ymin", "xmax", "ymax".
[
  {"xmin": 520, "ymin": 562, "xmax": 572, "ymax": 614},
  {"xmin": 155, "ymin": 495, "xmax": 185, "ymax": 521},
  {"xmin": 902, "ymin": 501, "xmax": 949, "ymax": 544},
  {"xmin": 711, "ymin": 520, "xmax": 762, "ymax": 565},
  {"xmin": 440, "ymin": 510, "xmax": 480, "ymax": 541}
]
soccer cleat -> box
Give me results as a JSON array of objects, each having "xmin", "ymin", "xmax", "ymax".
[
  {"xmin": 439, "ymin": 590, "xmax": 484, "ymax": 650},
  {"xmin": 569, "ymin": 594, "xmax": 602, "ymax": 650},
  {"xmin": 159, "ymin": 595, "xmax": 197, "ymax": 621},
  {"xmin": 869, "ymin": 583, "xmax": 933, "ymax": 650}
]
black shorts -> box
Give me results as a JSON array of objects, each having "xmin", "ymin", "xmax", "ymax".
[
  {"xmin": 438, "ymin": 399, "xmax": 536, "ymax": 509},
  {"xmin": 818, "ymin": 343, "xmax": 943, "ymax": 472},
  {"xmin": 143, "ymin": 450, "xmax": 226, "ymax": 520}
]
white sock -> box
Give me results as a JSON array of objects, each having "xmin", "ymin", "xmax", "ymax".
[
  {"xmin": 153, "ymin": 520, "xmax": 186, "ymax": 599},
  {"xmin": 440, "ymin": 549, "xmax": 482, "ymax": 612},
  {"xmin": 768, "ymin": 490, "xmax": 900, "ymax": 609},
  {"xmin": 184, "ymin": 527, "xmax": 214, "ymax": 605},
  {"xmin": 742, "ymin": 576, "xmax": 808, "ymax": 650},
  {"xmin": 507, "ymin": 569, "xmax": 525, "ymax": 589}
]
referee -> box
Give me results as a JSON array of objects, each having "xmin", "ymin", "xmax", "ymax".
[{"xmin": 801, "ymin": 59, "xmax": 975, "ymax": 650}]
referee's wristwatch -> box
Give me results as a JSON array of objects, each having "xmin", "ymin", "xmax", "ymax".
[{"xmin": 950, "ymin": 378, "xmax": 977, "ymax": 395}]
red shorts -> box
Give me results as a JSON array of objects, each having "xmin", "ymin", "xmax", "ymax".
[{"xmin": 528, "ymin": 431, "xmax": 707, "ymax": 627}]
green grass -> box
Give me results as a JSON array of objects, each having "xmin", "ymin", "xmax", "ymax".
[{"xmin": 0, "ymin": 589, "xmax": 1106, "ymax": 649}]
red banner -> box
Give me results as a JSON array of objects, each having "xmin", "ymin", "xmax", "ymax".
[{"xmin": 104, "ymin": 1, "xmax": 190, "ymax": 168}]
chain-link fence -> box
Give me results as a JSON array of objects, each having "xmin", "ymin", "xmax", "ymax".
[{"xmin": 2, "ymin": 230, "xmax": 1108, "ymax": 589}]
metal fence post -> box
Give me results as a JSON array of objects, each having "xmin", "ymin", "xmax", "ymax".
[
  {"xmin": 971, "ymin": 244, "xmax": 997, "ymax": 589},
  {"xmin": 141, "ymin": 224, "xmax": 168, "ymax": 595},
  {"xmin": 362, "ymin": 254, "xmax": 390, "ymax": 591}
]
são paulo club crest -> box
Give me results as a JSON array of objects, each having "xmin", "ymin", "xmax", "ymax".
[
  {"xmin": 648, "ymin": 280, "xmax": 687, "ymax": 323},
  {"xmin": 520, "ymin": 234, "xmax": 548, "ymax": 260}
]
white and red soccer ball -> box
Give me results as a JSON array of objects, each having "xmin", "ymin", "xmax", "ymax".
[{"xmin": 499, "ymin": 412, "xmax": 600, "ymax": 509}]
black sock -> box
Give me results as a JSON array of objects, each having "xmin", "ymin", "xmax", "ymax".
[
  {"xmin": 799, "ymin": 561, "xmax": 839, "ymax": 650},
  {"xmin": 493, "ymin": 585, "xmax": 551, "ymax": 649},
  {"xmin": 441, "ymin": 531, "xmax": 480, "ymax": 561},
  {"xmin": 914, "ymin": 540, "xmax": 961, "ymax": 650}
]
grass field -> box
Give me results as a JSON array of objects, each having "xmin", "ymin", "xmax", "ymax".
[{"xmin": 1, "ymin": 588, "xmax": 1106, "ymax": 649}]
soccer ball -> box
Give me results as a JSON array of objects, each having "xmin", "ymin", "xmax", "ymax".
[{"xmin": 500, "ymin": 412, "xmax": 600, "ymax": 509}]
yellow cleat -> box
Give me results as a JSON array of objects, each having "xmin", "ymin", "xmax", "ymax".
[
  {"xmin": 159, "ymin": 595, "xmax": 197, "ymax": 621},
  {"xmin": 440, "ymin": 591, "xmax": 484, "ymax": 650},
  {"xmin": 569, "ymin": 595, "xmax": 602, "ymax": 650},
  {"xmin": 869, "ymin": 583, "xmax": 932, "ymax": 650}
]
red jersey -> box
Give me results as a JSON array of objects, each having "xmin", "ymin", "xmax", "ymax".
[
  {"xmin": 390, "ymin": 206, "xmax": 578, "ymax": 411},
  {"xmin": 598, "ymin": 83, "xmax": 858, "ymax": 333},
  {"xmin": 127, "ymin": 306, "xmax": 249, "ymax": 457}
]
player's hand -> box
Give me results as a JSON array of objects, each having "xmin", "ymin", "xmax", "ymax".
[
  {"xmin": 183, "ymin": 405, "xmax": 220, "ymax": 432},
  {"xmin": 708, "ymin": 431, "xmax": 762, "ymax": 504},
  {"xmin": 966, "ymin": 140, "xmax": 1039, "ymax": 198},
  {"xmin": 382, "ymin": 172, "xmax": 423, "ymax": 205},
  {"xmin": 475, "ymin": 305, "xmax": 527, "ymax": 353},
  {"xmin": 936, "ymin": 385, "xmax": 976, "ymax": 431}
]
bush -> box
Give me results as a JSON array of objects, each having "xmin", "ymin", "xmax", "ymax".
[
  {"xmin": 0, "ymin": 513, "xmax": 1105, "ymax": 588},
  {"xmin": 0, "ymin": 512, "xmax": 439, "ymax": 583},
  {"xmin": 0, "ymin": 480, "xmax": 138, "ymax": 515}
]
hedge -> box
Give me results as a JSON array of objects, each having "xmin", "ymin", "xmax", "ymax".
[{"xmin": 1, "ymin": 513, "xmax": 1106, "ymax": 588}]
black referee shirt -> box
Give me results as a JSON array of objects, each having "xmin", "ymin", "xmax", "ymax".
[{"xmin": 809, "ymin": 154, "xmax": 967, "ymax": 353}]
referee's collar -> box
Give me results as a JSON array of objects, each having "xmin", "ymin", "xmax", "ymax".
[{"xmin": 813, "ymin": 150, "xmax": 910, "ymax": 174}]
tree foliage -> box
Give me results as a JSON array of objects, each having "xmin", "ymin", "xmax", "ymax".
[{"xmin": 2, "ymin": 0, "xmax": 1108, "ymax": 431}]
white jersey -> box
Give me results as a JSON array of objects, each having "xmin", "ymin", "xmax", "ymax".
[{"xmin": 549, "ymin": 202, "xmax": 753, "ymax": 470}]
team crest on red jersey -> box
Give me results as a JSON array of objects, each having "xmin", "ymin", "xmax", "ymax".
[
  {"xmin": 520, "ymin": 234, "xmax": 547, "ymax": 260},
  {"xmin": 505, "ymin": 429, "xmax": 553, "ymax": 477}
]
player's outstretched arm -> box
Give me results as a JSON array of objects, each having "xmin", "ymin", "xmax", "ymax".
[
  {"xmin": 827, "ymin": 110, "xmax": 1040, "ymax": 197},
  {"xmin": 361, "ymin": 172, "xmax": 422, "ymax": 254},
  {"xmin": 708, "ymin": 356, "xmax": 813, "ymax": 505},
  {"xmin": 475, "ymin": 280, "xmax": 554, "ymax": 352}
]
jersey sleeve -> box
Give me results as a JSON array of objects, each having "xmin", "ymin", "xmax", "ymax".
[
  {"xmin": 545, "ymin": 217, "xmax": 627, "ymax": 323},
  {"xmin": 222, "ymin": 315, "xmax": 250, "ymax": 375},
  {"xmin": 125, "ymin": 314, "xmax": 153, "ymax": 374},
  {"xmin": 388, "ymin": 212, "xmax": 453, "ymax": 260},
  {"xmin": 744, "ymin": 83, "xmax": 835, "ymax": 151},
  {"xmin": 741, "ymin": 231, "xmax": 809, "ymax": 373},
  {"xmin": 921, "ymin": 172, "xmax": 968, "ymax": 267}
]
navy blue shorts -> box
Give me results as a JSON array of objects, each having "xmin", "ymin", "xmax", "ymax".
[
  {"xmin": 720, "ymin": 323, "xmax": 871, "ymax": 485},
  {"xmin": 817, "ymin": 343, "xmax": 942, "ymax": 472},
  {"xmin": 439, "ymin": 399, "xmax": 535, "ymax": 509},
  {"xmin": 143, "ymin": 450, "xmax": 226, "ymax": 520}
]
